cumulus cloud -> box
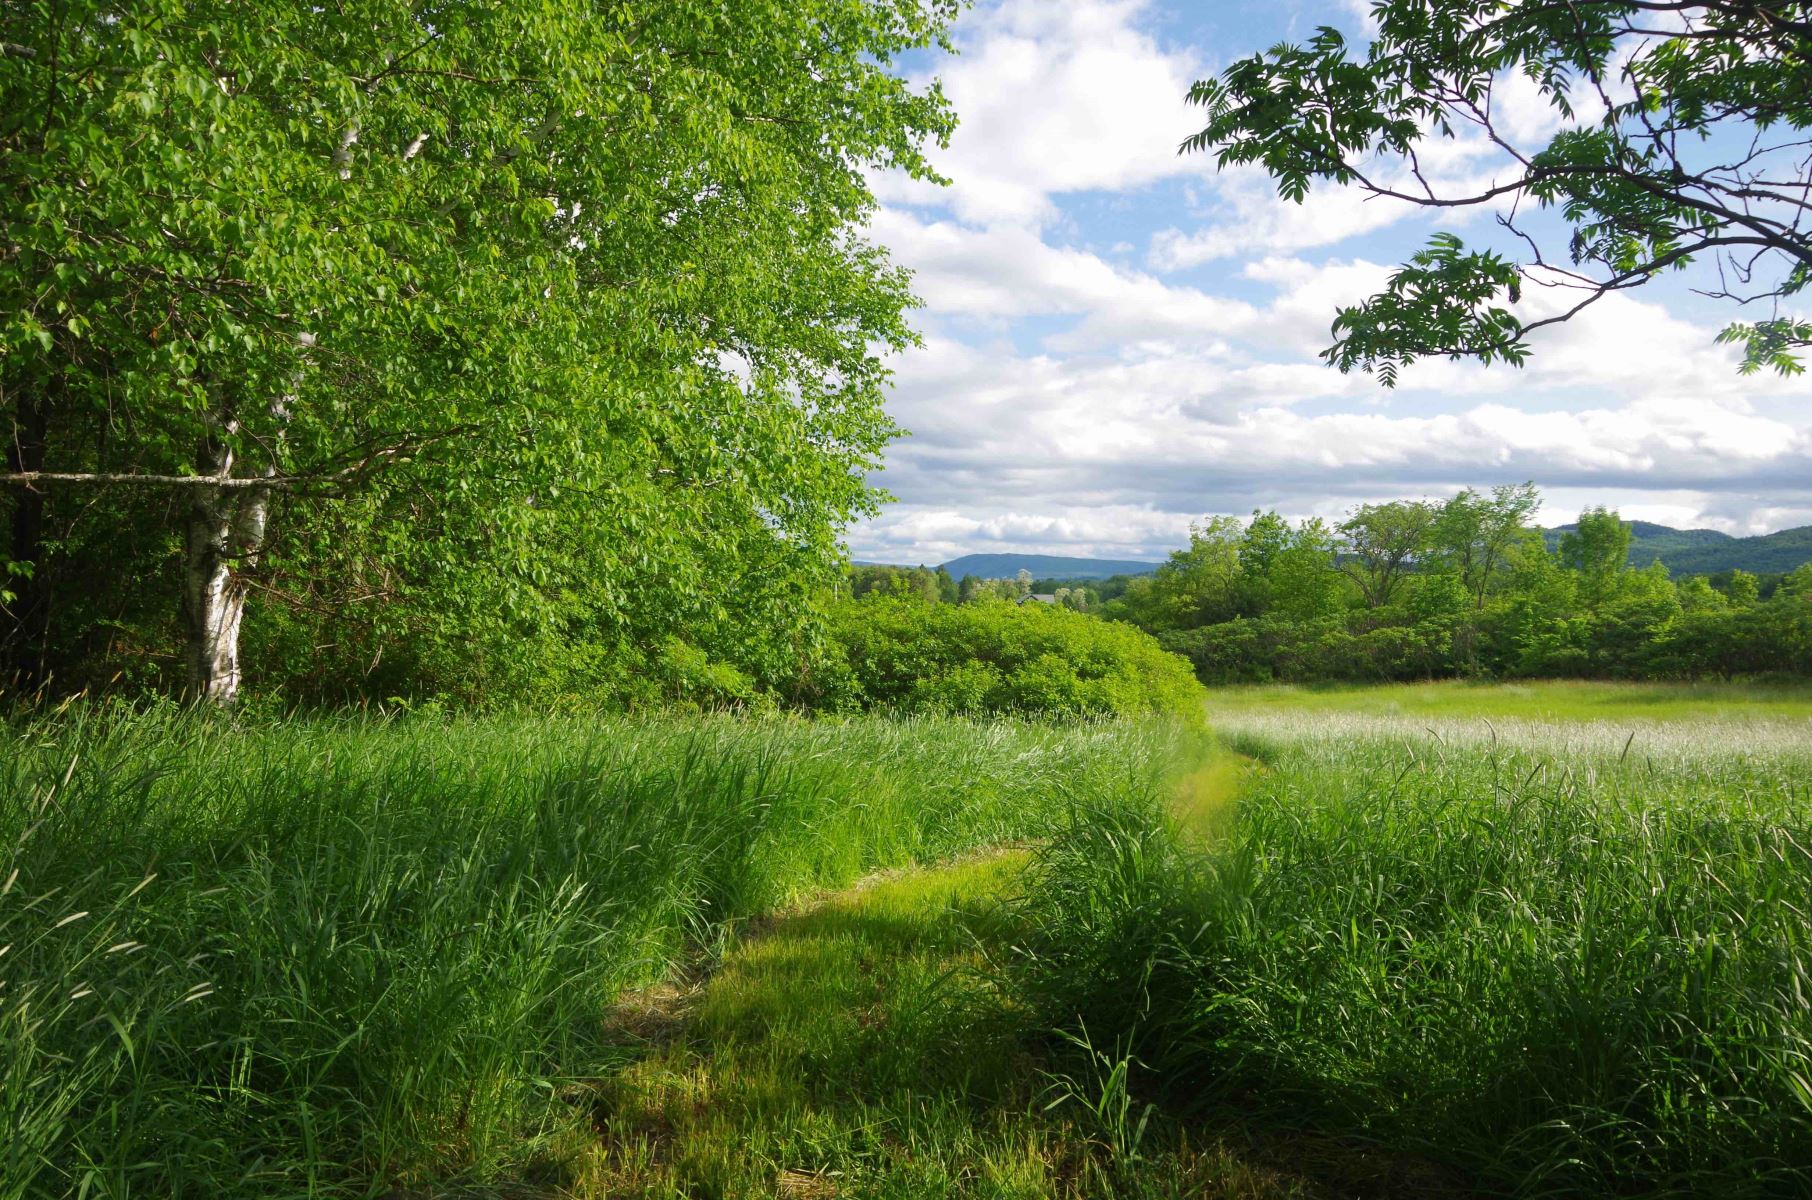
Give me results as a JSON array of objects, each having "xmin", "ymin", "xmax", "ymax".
[
  {"xmin": 873, "ymin": 209, "xmax": 1258, "ymax": 343},
  {"xmin": 855, "ymin": 285, "xmax": 1812, "ymax": 560},
  {"xmin": 849, "ymin": 0, "xmax": 1812, "ymax": 564},
  {"xmin": 877, "ymin": 0, "xmax": 1205, "ymax": 226}
]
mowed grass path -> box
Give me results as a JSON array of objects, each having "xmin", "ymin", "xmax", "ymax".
[
  {"xmin": 582, "ymin": 851, "xmax": 1074, "ymax": 1196},
  {"xmin": 575, "ymin": 753, "xmax": 1347, "ymax": 1200}
]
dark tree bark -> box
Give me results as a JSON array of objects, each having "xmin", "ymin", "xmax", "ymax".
[{"xmin": 3, "ymin": 386, "xmax": 52, "ymax": 693}]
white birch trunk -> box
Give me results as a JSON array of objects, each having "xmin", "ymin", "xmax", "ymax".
[
  {"xmin": 181, "ymin": 437, "xmax": 273, "ymax": 705},
  {"xmin": 181, "ymin": 368, "xmax": 297, "ymax": 705}
]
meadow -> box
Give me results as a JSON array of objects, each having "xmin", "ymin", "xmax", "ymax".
[
  {"xmin": 1017, "ymin": 682, "xmax": 1812, "ymax": 1196},
  {"xmin": 6, "ymin": 686, "xmax": 1809, "ymax": 1198},
  {"xmin": 0, "ymin": 708, "xmax": 1187, "ymax": 1198},
  {"xmin": 1208, "ymin": 677, "xmax": 1812, "ymax": 724}
]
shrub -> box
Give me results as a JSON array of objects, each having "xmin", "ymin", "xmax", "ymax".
[{"xmin": 804, "ymin": 597, "xmax": 1205, "ymax": 719}]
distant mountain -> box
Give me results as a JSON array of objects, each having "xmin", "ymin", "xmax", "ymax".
[
  {"xmin": 1542, "ymin": 520, "xmax": 1812, "ymax": 576},
  {"xmin": 868, "ymin": 520, "xmax": 1812, "ymax": 584},
  {"xmin": 939, "ymin": 553, "xmax": 1162, "ymax": 581}
]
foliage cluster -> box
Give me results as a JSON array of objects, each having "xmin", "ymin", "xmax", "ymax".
[
  {"xmin": 1185, "ymin": 1, "xmax": 1812, "ymax": 378},
  {"xmin": 1110, "ymin": 485, "xmax": 1812, "ymax": 683},
  {"xmin": 1, "ymin": 0, "xmax": 958, "ymax": 706},
  {"xmin": 804, "ymin": 596, "xmax": 1205, "ymax": 719},
  {"xmin": 848, "ymin": 562, "xmax": 1101, "ymax": 608},
  {"xmin": 1014, "ymin": 726, "xmax": 1812, "ymax": 1195},
  {"xmin": 0, "ymin": 707, "xmax": 1179, "ymax": 1197}
]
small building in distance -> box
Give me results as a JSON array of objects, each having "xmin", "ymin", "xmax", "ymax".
[{"xmin": 1018, "ymin": 593, "xmax": 1058, "ymax": 606}]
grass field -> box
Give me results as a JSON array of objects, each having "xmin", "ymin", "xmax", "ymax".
[
  {"xmin": 0, "ymin": 708, "xmax": 1190, "ymax": 1198},
  {"xmin": 1026, "ymin": 680, "xmax": 1812, "ymax": 1197},
  {"xmin": 1208, "ymin": 678, "xmax": 1812, "ymax": 762},
  {"xmin": 7, "ymin": 687, "xmax": 1808, "ymax": 1197},
  {"xmin": 1208, "ymin": 677, "xmax": 1812, "ymax": 723}
]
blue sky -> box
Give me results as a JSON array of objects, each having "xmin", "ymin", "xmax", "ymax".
[{"xmin": 845, "ymin": 0, "xmax": 1812, "ymax": 565}]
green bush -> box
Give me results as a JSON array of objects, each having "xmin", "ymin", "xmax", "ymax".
[{"xmin": 805, "ymin": 597, "xmax": 1205, "ymax": 719}]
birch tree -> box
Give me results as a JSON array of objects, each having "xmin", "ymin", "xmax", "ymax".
[{"xmin": 1, "ymin": 0, "xmax": 956, "ymax": 702}]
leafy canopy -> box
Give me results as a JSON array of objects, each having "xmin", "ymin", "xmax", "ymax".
[
  {"xmin": 2, "ymin": 0, "xmax": 960, "ymax": 698},
  {"xmin": 1183, "ymin": 1, "xmax": 1812, "ymax": 382}
]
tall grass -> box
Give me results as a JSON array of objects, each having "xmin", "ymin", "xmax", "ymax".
[
  {"xmin": 0, "ymin": 707, "xmax": 1184, "ymax": 1198},
  {"xmin": 1016, "ymin": 725, "xmax": 1812, "ymax": 1196}
]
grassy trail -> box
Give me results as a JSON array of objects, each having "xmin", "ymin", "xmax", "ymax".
[
  {"xmin": 2, "ymin": 714, "xmax": 1196, "ymax": 1199},
  {"xmin": 581, "ymin": 850, "xmax": 1060, "ymax": 1196},
  {"xmin": 573, "ymin": 749, "xmax": 1309, "ymax": 1200},
  {"xmin": 1167, "ymin": 752, "xmax": 1258, "ymax": 844}
]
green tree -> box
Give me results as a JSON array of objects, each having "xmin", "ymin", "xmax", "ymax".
[
  {"xmin": 1727, "ymin": 569, "xmax": 1762, "ymax": 607},
  {"xmin": 1558, "ymin": 507, "xmax": 1634, "ymax": 612},
  {"xmin": 1128, "ymin": 515, "xmax": 1246, "ymax": 630},
  {"xmin": 1337, "ymin": 499, "xmax": 1437, "ymax": 608},
  {"xmin": 1431, "ymin": 484, "xmax": 1542, "ymax": 610},
  {"xmin": 1182, "ymin": 2, "xmax": 1812, "ymax": 381},
  {"xmin": 1676, "ymin": 576, "xmax": 1729, "ymax": 614},
  {"xmin": 849, "ymin": 566, "xmax": 943, "ymax": 605},
  {"xmin": 1242, "ymin": 514, "xmax": 1345, "ymax": 620},
  {"xmin": 1238, "ymin": 510, "xmax": 1294, "ymax": 585},
  {"xmin": 934, "ymin": 565, "xmax": 959, "ymax": 604},
  {"xmin": 1780, "ymin": 563, "xmax": 1812, "ymax": 598},
  {"xmin": 1, "ymin": 0, "xmax": 957, "ymax": 703}
]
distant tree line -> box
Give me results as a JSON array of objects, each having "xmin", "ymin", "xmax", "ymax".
[
  {"xmin": 1102, "ymin": 485, "xmax": 1812, "ymax": 683},
  {"xmin": 846, "ymin": 565, "xmax": 1097, "ymax": 609}
]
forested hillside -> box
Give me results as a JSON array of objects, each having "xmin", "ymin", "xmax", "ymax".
[
  {"xmin": 938, "ymin": 552, "xmax": 1161, "ymax": 580},
  {"xmin": 1543, "ymin": 520, "xmax": 1812, "ymax": 576}
]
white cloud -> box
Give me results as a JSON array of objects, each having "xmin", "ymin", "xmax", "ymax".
[
  {"xmin": 1147, "ymin": 141, "xmax": 1509, "ymax": 269},
  {"xmin": 1336, "ymin": 0, "xmax": 1380, "ymax": 36},
  {"xmin": 878, "ymin": 0, "xmax": 1205, "ymax": 226},
  {"xmin": 849, "ymin": 0, "xmax": 1812, "ymax": 563},
  {"xmin": 874, "ymin": 209, "xmax": 1257, "ymax": 344},
  {"xmin": 857, "ymin": 287, "xmax": 1812, "ymax": 561}
]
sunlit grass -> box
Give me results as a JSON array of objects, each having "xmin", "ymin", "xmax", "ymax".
[
  {"xmin": 579, "ymin": 847, "xmax": 1325, "ymax": 1199},
  {"xmin": 581, "ymin": 851, "xmax": 1057, "ymax": 1196},
  {"xmin": 1209, "ymin": 677, "xmax": 1812, "ymax": 724},
  {"xmin": 1015, "ymin": 710, "xmax": 1812, "ymax": 1196},
  {"xmin": 16, "ymin": 691, "xmax": 1801, "ymax": 1197},
  {"xmin": 0, "ymin": 707, "xmax": 1190, "ymax": 1198}
]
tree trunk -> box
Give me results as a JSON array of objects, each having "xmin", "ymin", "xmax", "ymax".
[
  {"xmin": 3, "ymin": 387, "xmax": 52, "ymax": 694},
  {"xmin": 181, "ymin": 436, "xmax": 273, "ymax": 706},
  {"xmin": 181, "ymin": 347, "xmax": 303, "ymax": 705}
]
